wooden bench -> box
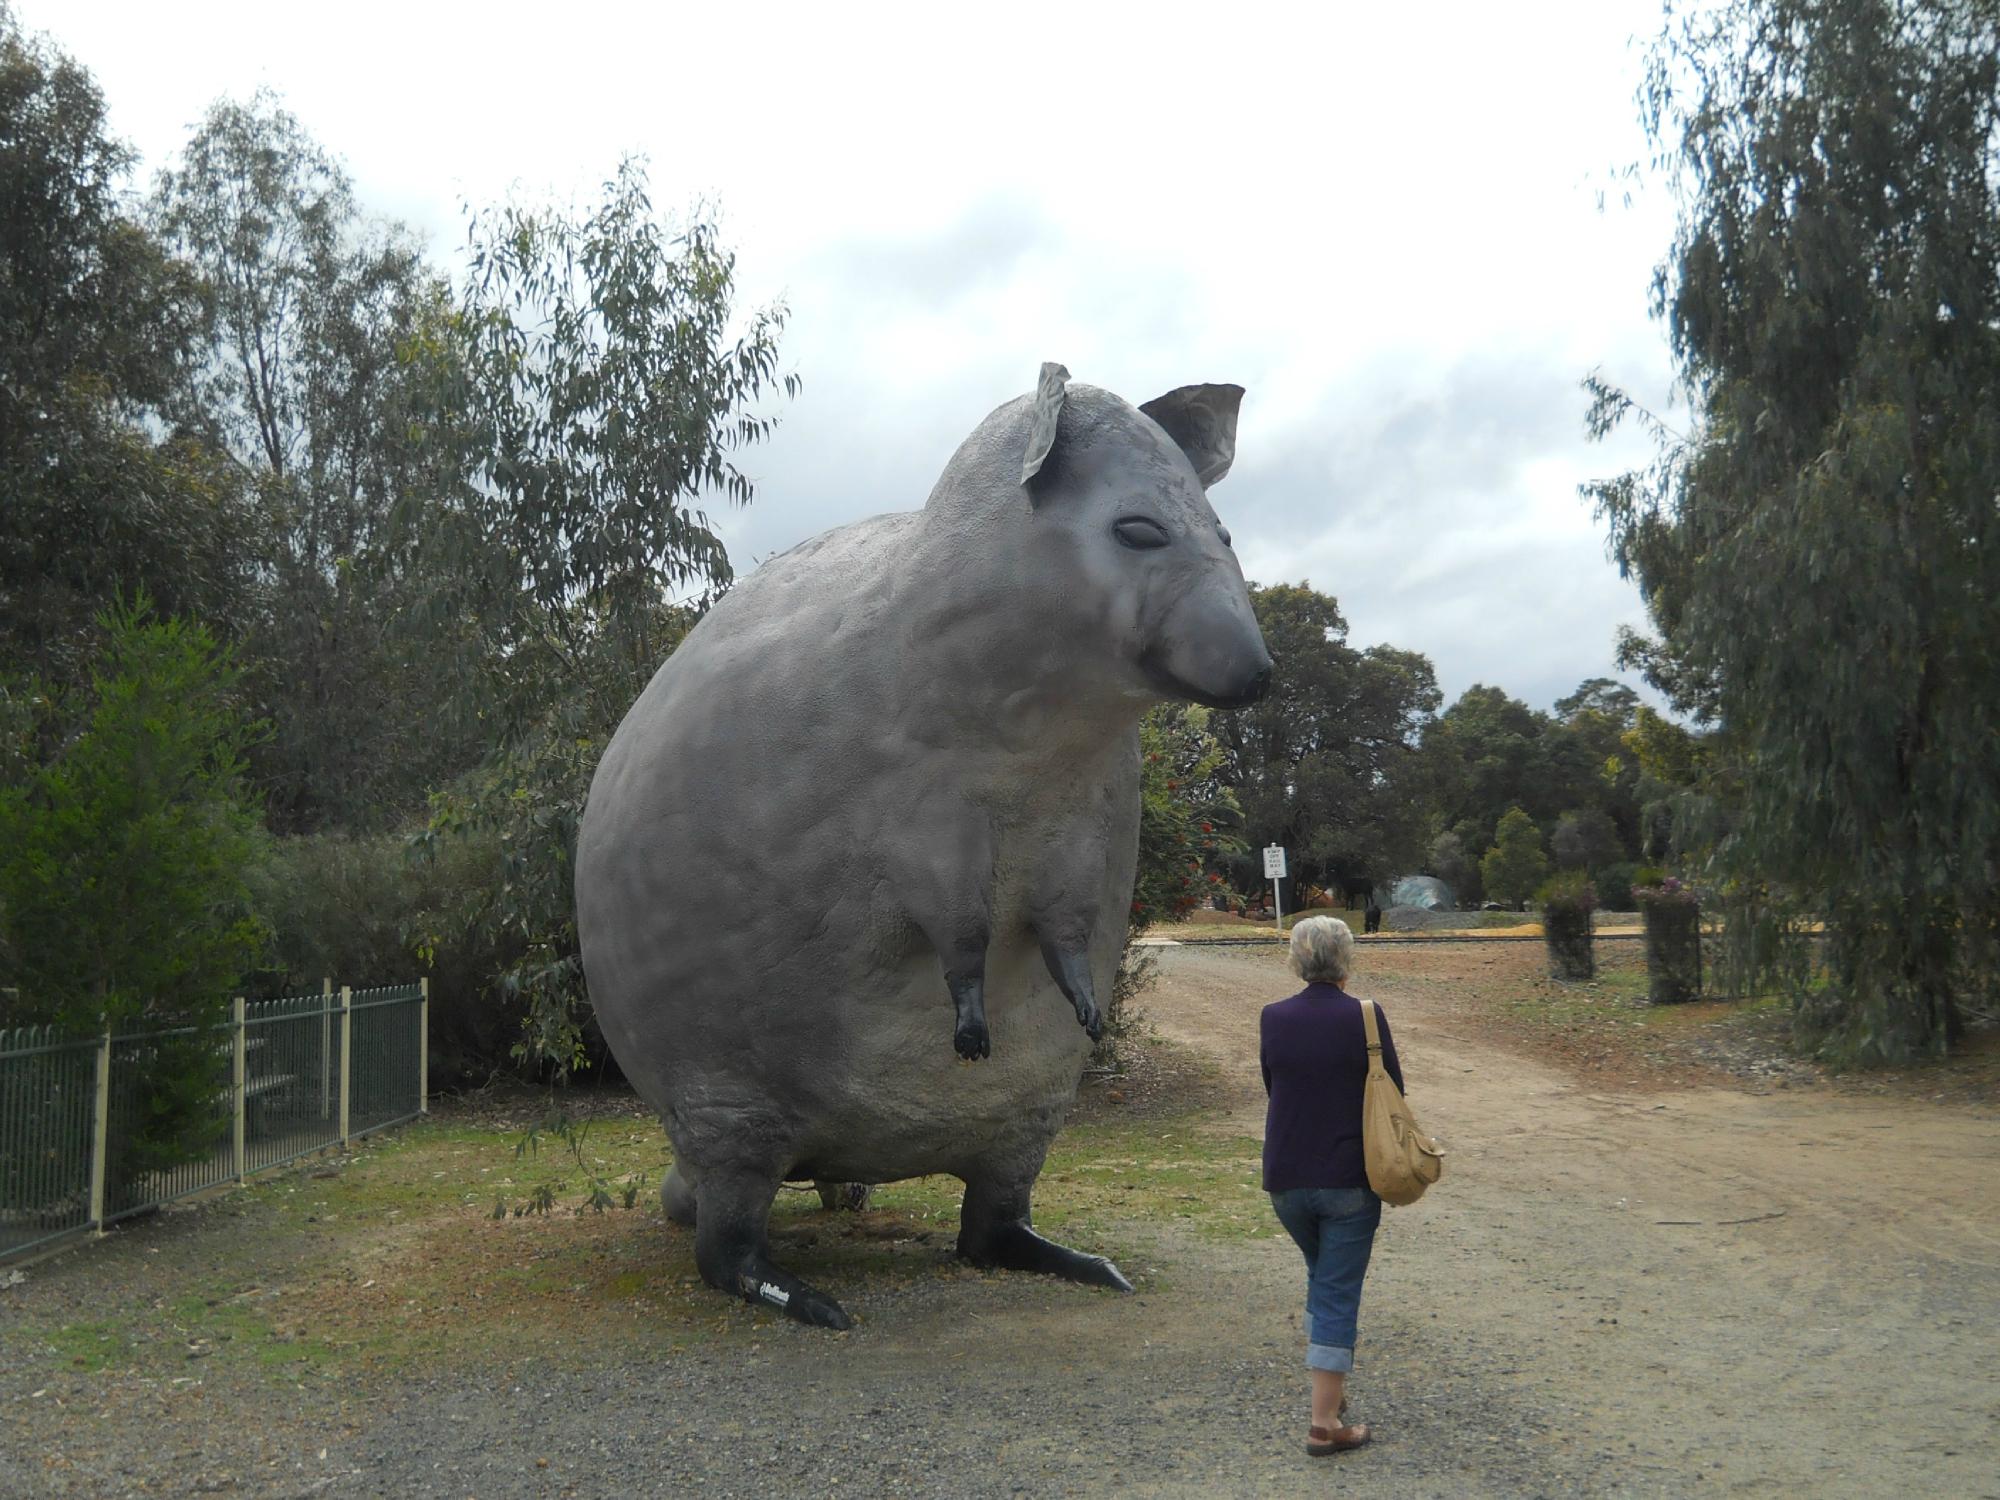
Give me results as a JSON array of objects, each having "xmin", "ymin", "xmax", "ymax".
[{"xmin": 242, "ymin": 1070, "xmax": 301, "ymax": 1132}]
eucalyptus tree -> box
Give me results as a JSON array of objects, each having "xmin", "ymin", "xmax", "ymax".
[
  {"xmin": 1585, "ymin": 0, "xmax": 2000, "ymax": 1059},
  {"xmin": 1420, "ymin": 685, "xmax": 1560, "ymax": 852},
  {"xmin": 1218, "ymin": 583, "xmax": 1440, "ymax": 904},
  {"xmin": 1551, "ymin": 808, "xmax": 1623, "ymax": 872},
  {"xmin": 152, "ymin": 92, "xmax": 456, "ymax": 830},
  {"xmin": 415, "ymin": 160, "xmax": 795, "ymax": 1075},
  {"xmin": 1480, "ymin": 807, "xmax": 1550, "ymax": 910},
  {"xmin": 1553, "ymin": 677, "xmax": 1645, "ymax": 851},
  {"xmin": 0, "ymin": 7, "xmax": 255, "ymax": 690}
]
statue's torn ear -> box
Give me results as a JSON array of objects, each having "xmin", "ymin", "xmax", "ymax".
[
  {"xmin": 1139, "ymin": 383, "xmax": 1245, "ymax": 488},
  {"xmin": 1020, "ymin": 361, "xmax": 1070, "ymax": 498}
]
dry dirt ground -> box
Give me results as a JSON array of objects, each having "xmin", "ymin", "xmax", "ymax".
[{"xmin": 3, "ymin": 942, "xmax": 1996, "ymax": 1499}]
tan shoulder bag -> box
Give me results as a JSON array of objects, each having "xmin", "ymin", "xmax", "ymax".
[{"xmin": 1361, "ymin": 998, "xmax": 1444, "ymax": 1206}]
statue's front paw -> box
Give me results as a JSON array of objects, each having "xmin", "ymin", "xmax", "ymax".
[
  {"xmin": 954, "ymin": 1016, "xmax": 991, "ymax": 1060},
  {"xmin": 1074, "ymin": 998, "xmax": 1103, "ymax": 1042}
]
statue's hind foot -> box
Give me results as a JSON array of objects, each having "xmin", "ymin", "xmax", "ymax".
[
  {"xmin": 957, "ymin": 1176, "xmax": 1133, "ymax": 1291},
  {"xmin": 661, "ymin": 1164, "xmax": 698, "ymax": 1226},
  {"xmin": 961, "ymin": 1218, "xmax": 1134, "ymax": 1290},
  {"xmin": 693, "ymin": 1170, "xmax": 854, "ymax": 1330},
  {"xmin": 722, "ymin": 1252, "xmax": 855, "ymax": 1329},
  {"xmin": 814, "ymin": 1180, "xmax": 873, "ymax": 1212}
]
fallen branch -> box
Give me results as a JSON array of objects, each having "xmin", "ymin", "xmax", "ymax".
[{"xmin": 1716, "ymin": 1210, "xmax": 1787, "ymax": 1226}]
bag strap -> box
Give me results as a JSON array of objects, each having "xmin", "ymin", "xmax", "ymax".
[{"xmin": 1360, "ymin": 997, "xmax": 1383, "ymax": 1054}]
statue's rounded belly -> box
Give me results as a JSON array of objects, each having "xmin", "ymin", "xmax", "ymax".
[
  {"xmin": 801, "ymin": 1035, "xmax": 1085, "ymax": 1183},
  {"xmin": 776, "ymin": 964, "xmax": 1090, "ymax": 1184}
]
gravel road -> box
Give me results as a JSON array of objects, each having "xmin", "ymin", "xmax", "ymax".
[{"xmin": 5, "ymin": 942, "xmax": 1997, "ymax": 1498}]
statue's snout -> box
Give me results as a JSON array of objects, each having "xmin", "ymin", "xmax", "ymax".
[
  {"xmin": 1217, "ymin": 658, "xmax": 1273, "ymax": 709},
  {"xmin": 1143, "ymin": 584, "xmax": 1272, "ymax": 711}
]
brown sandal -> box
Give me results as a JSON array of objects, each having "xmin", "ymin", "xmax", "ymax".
[{"xmin": 1306, "ymin": 1422, "xmax": 1371, "ymax": 1456}]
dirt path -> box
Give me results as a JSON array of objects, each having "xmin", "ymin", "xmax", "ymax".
[
  {"xmin": 5, "ymin": 943, "xmax": 1997, "ymax": 1498},
  {"xmin": 1144, "ymin": 942, "xmax": 2000, "ymax": 1498}
]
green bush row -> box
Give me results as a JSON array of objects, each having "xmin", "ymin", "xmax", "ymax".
[{"xmin": 243, "ymin": 832, "xmax": 526, "ymax": 1087}]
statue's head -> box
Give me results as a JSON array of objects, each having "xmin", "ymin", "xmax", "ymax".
[{"xmin": 1013, "ymin": 363, "xmax": 1272, "ymax": 711}]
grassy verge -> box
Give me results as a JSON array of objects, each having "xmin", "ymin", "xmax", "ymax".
[
  {"xmin": 1157, "ymin": 916, "xmax": 1643, "ymax": 943},
  {"xmin": 1501, "ymin": 954, "xmax": 1785, "ymax": 1031},
  {"xmin": 8, "ymin": 1049, "xmax": 1265, "ymax": 1389},
  {"xmin": 1478, "ymin": 950, "xmax": 1799, "ymax": 1088}
]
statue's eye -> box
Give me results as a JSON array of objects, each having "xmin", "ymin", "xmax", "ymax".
[
  {"xmin": 1218, "ymin": 524, "xmax": 1232, "ymax": 549},
  {"xmin": 1113, "ymin": 516, "xmax": 1172, "ymax": 550}
]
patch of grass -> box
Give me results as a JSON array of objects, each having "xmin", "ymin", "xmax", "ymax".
[
  {"xmin": 1040, "ymin": 1120, "xmax": 1274, "ymax": 1244},
  {"xmin": 11, "ymin": 1066, "xmax": 1271, "ymax": 1387},
  {"xmin": 239, "ymin": 1113, "xmax": 670, "ymax": 1229},
  {"xmin": 1508, "ymin": 956, "xmax": 1785, "ymax": 1027},
  {"xmin": 39, "ymin": 1319, "xmax": 133, "ymax": 1372},
  {"xmin": 1484, "ymin": 953, "xmax": 1797, "ymax": 1089},
  {"xmin": 31, "ymin": 1291, "xmax": 351, "ymax": 1377},
  {"xmin": 167, "ymin": 1290, "xmax": 349, "ymax": 1371},
  {"xmin": 860, "ymin": 1118, "xmax": 1273, "ymax": 1251}
]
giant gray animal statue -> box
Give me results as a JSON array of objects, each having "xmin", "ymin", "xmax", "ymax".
[{"xmin": 575, "ymin": 364, "xmax": 1272, "ymax": 1329}]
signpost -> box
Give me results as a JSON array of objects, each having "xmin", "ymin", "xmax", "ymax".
[{"xmin": 1262, "ymin": 845, "xmax": 1288, "ymax": 938}]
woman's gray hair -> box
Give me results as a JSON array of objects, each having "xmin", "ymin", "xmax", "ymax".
[{"xmin": 1289, "ymin": 915, "xmax": 1356, "ymax": 985}]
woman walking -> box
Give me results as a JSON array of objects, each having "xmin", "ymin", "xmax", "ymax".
[{"xmin": 1261, "ymin": 914, "xmax": 1404, "ymax": 1456}]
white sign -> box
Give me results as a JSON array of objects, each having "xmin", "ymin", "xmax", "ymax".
[{"xmin": 1262, "ymin": 845, "xmax": 1288, "ymax": 880}]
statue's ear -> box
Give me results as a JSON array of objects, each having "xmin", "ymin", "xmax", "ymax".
[
  {"xmin": 1140, "ymin": 383, "xmax": 1244, "ymax": 487},
  {"xmin": 1020, "ymin": 361, "xmax": 1070, "ymax": 493}
]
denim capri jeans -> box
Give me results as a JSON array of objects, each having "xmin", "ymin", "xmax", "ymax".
[{"xmin": 1268, "ymin": 1186, "xmax": 1382, "ymax": 1373}]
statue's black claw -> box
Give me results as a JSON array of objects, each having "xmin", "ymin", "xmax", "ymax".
[
  {"xmin": 960, "ymin": 1218, "xmax": 1134, "ymax": 1291},
  {"xmin": 790, "ymin": 1288, "xmax": 855, "ymax": 1330},
  {"xmin": 1083, "ymin": 1255, "xmax": 1134, "ymax": 1292},
  {"xmin": 955, "ymin": 1019, "xmax": 991, "ymax": 1060},
  {"xmin": 1043, "ymin": 941, "xmax": 1104, "ymax": 1043}
]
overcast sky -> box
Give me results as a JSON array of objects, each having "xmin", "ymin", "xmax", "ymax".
[{"xmin": 28, "ymin": 0, "xmax": 1685, "ymax": 713}]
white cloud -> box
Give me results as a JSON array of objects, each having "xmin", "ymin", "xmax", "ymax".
[{"xmin": 28, "ymin": 0, "xmax": 1685, "ymax": 711}]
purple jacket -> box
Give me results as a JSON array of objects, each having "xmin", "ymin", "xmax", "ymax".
[{"xmin": 1260, "ymin": 983, "xmax": 1405, "ymax": 1192}]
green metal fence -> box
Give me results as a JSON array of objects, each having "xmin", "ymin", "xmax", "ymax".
[
  {"xmin": 0, "ymin": 980, "xmax": 427, "ymax": 1263},
  {"xmin": 0, "ymin": 1027, "xmax": 98, "ymax": 1259},
  {"xmin": 242, "ymin": 991, "xmax": 345, "ymax": 1176},
  {"xmin": 347, "ymin": 985, "xmax": 424, "ymax": 1137}
]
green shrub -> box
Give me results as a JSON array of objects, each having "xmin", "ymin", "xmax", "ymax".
[
  {"xmin": 245, "ymin": 831, "xmax": 526, "ymax": 1086},
  {"xmin": 1709, "ymin": 882, "xmax": 1810, "ymax": 1001},
  {"xmin": 0, "ymin": 600, "xmax": 267, "ymax": 1031},
  {"xmin": 248, "ymin": 834, "xmax": 424, "ymax": 992},
  {"xmin": 1131, "ymin": 704, "xmax": 1241, "ymax": 930},
  {"xmin": 0, "ymin": 600, "xmax": 267, "ymax": 1188},
  {"xmin": 106, "ymin": 1032, "xmax": 231, "ymax": 1190},
  {"xmin": 1100, "ymin": 703, "xmax": 1242, "ymax": 1066},
  {"xmin": 1596, "ymin": 862, "xmax": 1641, "ymax": 911},
  {"xmin": 1636, "ymin": 879, "xmax": 1703, "ymax": 1003},
  {"xmin": 1538, "ymin": 873, "xmax": 1598, "ymax": 981}
]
